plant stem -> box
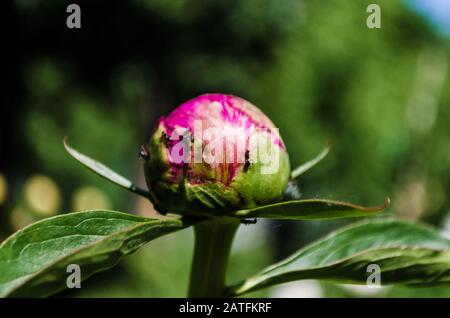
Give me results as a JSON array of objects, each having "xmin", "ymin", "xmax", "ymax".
[{"xmin": 188, "ymin": 217, "xmax": 240, "ymax": 297}]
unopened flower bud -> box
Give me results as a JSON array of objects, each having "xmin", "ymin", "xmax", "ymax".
[{"xmin": 142, "ymin": 94, "xmax": 290, "ymax": 215}]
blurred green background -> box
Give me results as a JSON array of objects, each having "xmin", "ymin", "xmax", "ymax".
[{"xmin": 1, "ymin": 0, "xmax": 450, "ymax": 297}]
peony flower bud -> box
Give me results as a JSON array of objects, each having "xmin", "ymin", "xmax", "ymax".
[{"xmin": 142, "ymin": 94, "xmax": 290, "ymax": 215}]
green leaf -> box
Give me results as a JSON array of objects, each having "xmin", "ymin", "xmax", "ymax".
[
  {"xmin": 229, "ymin": 197, "xmax": 390, "ymax": 220},
  {"xmin": 63, "ymin": 138, "xmax": 152, "ymax": 199},
  {"xmin": 0, "ymin": 210, "xmax": 190, "ymax": 297},
  {"xmin": 228, "ymin": 219, "xmax": 450, "ymax": 296},
  {"xmin": 291, "ymin": 145, "xmax": 330, "ymax": 179}
]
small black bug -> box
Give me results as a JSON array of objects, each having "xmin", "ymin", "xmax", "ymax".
[
  {"xmin": 243, "ymin": 150, "xmax": 250, "ymax": 172},
  {"xmin": 241, "ymin": 218, "xmax": 258, "ymax": 225}
]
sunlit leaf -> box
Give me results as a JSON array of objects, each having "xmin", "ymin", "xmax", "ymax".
[
  {"xmin": 64, "ymin": 138, "xmax": 152, "ymax": 199},
  {"xmin": 230, "ymin": 197, "xmax": 390, "ymax": 220},
  {"xmin": 0, "ymin": 210, "xmax": 190, "ymax": 297},
  {"xmin": 228, "ymin": 219, "xmax": 450, "ymax": 296},
  {"xmin": 291, "ymin": 145, "xmax": 330, "ymax": 179}
]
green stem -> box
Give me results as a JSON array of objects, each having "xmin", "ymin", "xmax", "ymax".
[{"xmin": 188, "ymin": 217, "xmax": 240, "ymax": 297}]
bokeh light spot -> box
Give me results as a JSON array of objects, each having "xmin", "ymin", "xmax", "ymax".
[
  {"xmin": 24, "ymin": 174, "xmax": 61, "ymax": 216},
  {"xmin": 72, "ymin": 186, "xmax": 111, "ymax": 211},
  {"xmin": 10, "ymin": 207, "xmax": 35, "ymax": 231},
  {"xmin": 0, "ymin": 173, "xmax": 8, "ymax": 206}
]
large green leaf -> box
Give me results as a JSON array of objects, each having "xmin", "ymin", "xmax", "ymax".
[
  {"xmin": 229, "ymin": 197, "xmax": 390, "ymax": 220},
  {"xmin": 229, "ymin": 219, "xmax": 450, "ymax": 296},
  {"xmin": 0, "ymin": 210, "xmax": 190, "ymax": 297}
]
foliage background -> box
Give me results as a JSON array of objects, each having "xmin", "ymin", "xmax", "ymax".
[{"xmin": 1, "ymin": 0, "xmax": 450, "ymax": 297}]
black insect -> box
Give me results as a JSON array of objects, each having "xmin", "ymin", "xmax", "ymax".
[
  {"xmin": 240, "ymin": 218, "xmax": 258, "ymax": 225},
  {"xmin": 243, "ymin": 150, "xmax": 250, "ymax": 172},
  {"xmin": 160, "ymin": 131, "xmax": 170, "ymax": 146}
]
